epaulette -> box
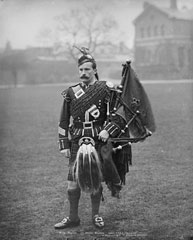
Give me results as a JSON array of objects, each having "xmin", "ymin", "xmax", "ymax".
[
  {"xmin": 61, "ymin": 83, "xmax": 80, "ymax": 101},
  {"xmin": 106, "ymin": 80, "xmax": 115, "ymax": 89},
  {"xmin": 61, "ymin": 88, "xmax": 70, "ymax": 102}
]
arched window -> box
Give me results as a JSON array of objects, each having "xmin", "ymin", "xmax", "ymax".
[
  {"xmin": 135, "ymin": 47, "xmax": 146, "ymax": 64},
  {"xmin": 161, "ymin": 24, "xmax": 165, "ymax": 36},
  {"xmin": 140, "ymin": 27, "xmax": 144, "ymax": 38},
  {"xmin": 154, "ymin": 25, "xmax": 158, "ymax": 36},
  {"xmin": 150, "ymin": 15, "xmax": 154, "ymax": 21},
  {"xmin": 155, "ymin": 45, "xmax": 166, "ymax": 64},
  {"xmin": 147, "ymin": 26, "xmax": 151, "ymax": 37},
  {"xmin": 188, "ymin": 48, "xmax": 191, "ymax": 65},
  {"xmin": 178, "ymin": 46, "xmax": 185, "ymax": 67},
  {"xmin": 146, "ymin": 49, "xmax": 151, "ymax": 63}
]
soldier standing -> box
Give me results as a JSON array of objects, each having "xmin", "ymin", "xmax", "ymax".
[{"xmin": 54, "ymin": 48, "xmax": 131, "ymax": 229}]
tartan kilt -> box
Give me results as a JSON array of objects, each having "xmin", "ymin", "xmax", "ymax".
[{"xmin": 67, "ymin": 139, "xmax": 104, "ymax": 181}]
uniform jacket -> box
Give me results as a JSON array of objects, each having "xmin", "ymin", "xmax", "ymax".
[{"xmin": 58, "ymin": 80, "xmax": 124, "ymax": 151}]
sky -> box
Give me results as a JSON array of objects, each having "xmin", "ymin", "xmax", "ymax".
[{"xmin": 0, "ymin": 0, "xmax": 193, "ymax": 49}]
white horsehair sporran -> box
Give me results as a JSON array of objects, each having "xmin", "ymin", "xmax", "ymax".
[{"xmin": 72, "ymin": 137, "xmax": 103, "ymax": 194}]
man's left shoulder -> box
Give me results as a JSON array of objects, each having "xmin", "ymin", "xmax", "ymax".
[
  {"xmin": 97, "ymin": 80, "xmax": 115, "ymax": 89},
  {"xmin": 105, "ymin": 80, "xmax": 115, "ymax": 89}
]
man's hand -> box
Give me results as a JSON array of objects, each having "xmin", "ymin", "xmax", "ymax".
[
  {"xmin": 98, "ymin": 130, "xmax": 109, "ymax": 142},
  {"xmin": 60, "ymin": 149, "xmax": 71, "ymax": 158}
]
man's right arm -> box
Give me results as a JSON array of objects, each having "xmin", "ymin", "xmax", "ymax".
[{"xmin": 58, "ymin": 90, "xmax": 71, "ymax": 152}]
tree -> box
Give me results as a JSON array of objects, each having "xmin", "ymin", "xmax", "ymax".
[
  {"xmin": 36, "ymin": 28, "xmax": 54, "ymax": 47},
  {"xmin": 38, "ymin": 3, "xmax": 118, "ymax": 61}
]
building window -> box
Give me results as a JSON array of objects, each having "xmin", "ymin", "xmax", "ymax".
[
  {"xmin": 161, "ymin": 24, "xmax": 165, "ymax": 36},
  {"xmin": 154, "ymin": 25, "xmax": 158, "ymax": 36},
  {"xmin": 150, "ymin": 15, "xmax": 154, "ymax": 20},
  {"xmin": 155, "ymin": 45, "xmax": 166, "ymax": 64},
  {"xmin": 178, "ymin": 47, "xmax": 185, "ymax": 67},
  {"xmin": 140, "ymin": 27, "xmax": 144, "ymax": 38},
  {"xmin": 188, "ymin": 48, "xmax": 191, "ymax": 65},
  {"xmin": 146, "ymin": 49, "xmax": 151, "ymax": 63},
  {"xmin": 147, "ymin": 26, "xmax": 151, "ymax": 37}
]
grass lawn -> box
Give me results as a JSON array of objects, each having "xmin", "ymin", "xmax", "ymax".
[{"xmin": 0, "ymin": 81, "xmax": 193, "ymax": 240}]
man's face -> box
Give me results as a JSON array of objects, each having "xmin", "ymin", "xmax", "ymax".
[{"xmin": 78, "ymin": 62, "xmax": 96, "ymax": 84}]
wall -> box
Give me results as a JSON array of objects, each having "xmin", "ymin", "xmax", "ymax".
[{"xmin": 134, "ymin": 6, "xmax": 193, "ymax": 79}]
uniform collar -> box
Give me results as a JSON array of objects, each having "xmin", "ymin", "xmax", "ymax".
[{"xmin": 81, "ymin": 79, "xmax": 97, "ymax": 88}]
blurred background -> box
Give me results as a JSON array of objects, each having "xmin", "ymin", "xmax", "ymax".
[
  {"xmin": 0, "ymin": 2, "xmax": 193, "ymax": 239},
  {"xmin": 0, "ymin": 0, "xmax": 193, "ymax": 86}
]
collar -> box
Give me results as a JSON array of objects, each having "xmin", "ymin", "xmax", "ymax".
[{"xmin": 81, "ymin": 79, "xmax": 97, "ymax": 88}]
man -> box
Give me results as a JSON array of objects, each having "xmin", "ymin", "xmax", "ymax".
[{"xmin": 54, "ymin": 48, "xmax": 128, "ymax": 229}]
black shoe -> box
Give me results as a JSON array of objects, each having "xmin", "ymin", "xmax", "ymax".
[{"xmin": 54, "ymin": 217, "xmax": 80, "ymax": 229}]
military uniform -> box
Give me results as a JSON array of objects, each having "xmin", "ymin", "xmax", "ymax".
[
  {"xmin": 55, "ymin": 48, "xmax": 132, "ymax": 230},
  {"xmin": 58, "ymin": 80, "xmax": 127, "ymax": 182}
]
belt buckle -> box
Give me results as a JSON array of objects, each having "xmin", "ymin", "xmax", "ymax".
[{"xmin": 83, "ymin": 121, "xmax": 93, "ymax": 129}]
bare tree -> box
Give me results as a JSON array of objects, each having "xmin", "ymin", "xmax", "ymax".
[
  {"xmin": 36, "ymin": 28, "xmax": 54, "ymax": 47},
  {"xmin": 55, "ymin": 5, "xmax": 118, "ymax": 59},
  {"xmin": 37, "ymin": 3, "xmax": 118, "ymax": 61}
]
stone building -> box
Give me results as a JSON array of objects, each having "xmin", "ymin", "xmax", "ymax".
[{"xmin": 133, "ymin": 0, "xmax": 193, "ymax": 80}]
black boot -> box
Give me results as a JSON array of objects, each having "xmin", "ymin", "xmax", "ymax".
[{"xmin": 54, "ymin": 188, "xmax": 81, "ymax": 229}]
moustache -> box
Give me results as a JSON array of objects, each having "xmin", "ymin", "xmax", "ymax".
[{"xmin": 80, "ymin": 75, "xmax": 89, "ymax": 79}]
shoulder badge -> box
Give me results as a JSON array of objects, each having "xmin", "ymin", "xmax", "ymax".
[
  {"xmin": 61, "ymin": 83, "xmax": 80, "ymax": 101},
  {"xmin": 72, "ymin": 84, "xmax": 85, "ymax": 99}
]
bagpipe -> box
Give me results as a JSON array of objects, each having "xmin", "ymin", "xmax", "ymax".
[
  {"xmin": 101, "ymin": 61, "xmax": 156, "ymax": 197},
  {"xmin": 72, "ymin": 61, "xmax": 156, "ymax": 196},
  {"xmin": 109, "ymin": 60, "xmax": 156, "ymax": 146}
]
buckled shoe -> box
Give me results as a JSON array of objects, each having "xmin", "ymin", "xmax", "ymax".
[
  {"xmin": 54, "ymin": 217, "xmax": 80, "ymax": 229},
  {"xmin": 92, "ymin": 214, "xmax": 104, "ymax": 228}
]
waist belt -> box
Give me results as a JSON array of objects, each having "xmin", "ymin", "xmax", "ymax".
[{"xmin": 73, "ymin": 120, "xmax": 104, "ymax": 129}]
